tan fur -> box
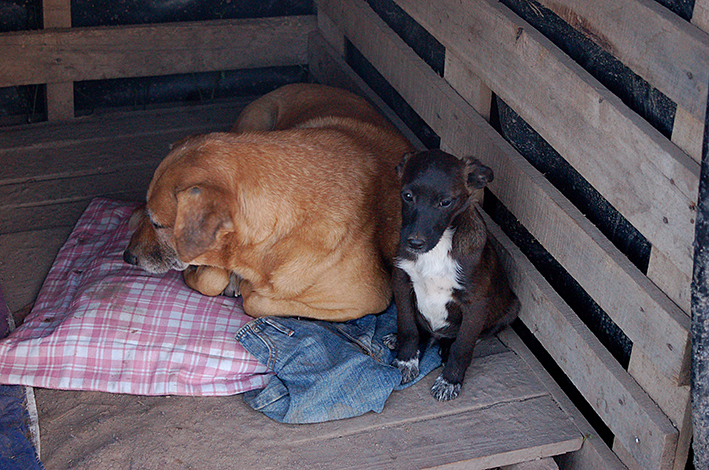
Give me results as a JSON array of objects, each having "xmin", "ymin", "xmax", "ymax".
[{"xmin": 124, "ymin": 83, "xmax": 414, "ymax": 321}]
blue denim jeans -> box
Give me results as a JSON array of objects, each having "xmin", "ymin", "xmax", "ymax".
[{"xmin": 235, "ymin": 304, "xmax": 441, "ymax": 423}]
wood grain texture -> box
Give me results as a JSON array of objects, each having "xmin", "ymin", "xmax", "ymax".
[
  {"xmin": 672, "ymin": 104, "xmax": 705, "ymax": 164},
  {"xmin": 42, "ymin": 0, "xmax": 74, "ymax": 120},
  {"xmin": 42, "ymin": 0, "xmax": 71, "ymax": 29},
  {"xmin": 0, "ymin": 16, "xmax": 316, "ymax": 87},
  {"xmin": 390, "ymin": 0, "xmax": 699, "ymax": 278},
  {"xmin": 314, "ymin": 0, "xmax": 690, "ymax": 386},
  {"xmin": 533, "ymin": 0, "xmax": 709, "ymax": 122},
  {"xmin": 498, "ymin": 330, "xmax": 627, "ymax": 470},
  {"xmin": 484, "ymin": 212, "xmax": 677, "ymax": 470},
  {"xmin": 0, "ymin": 100, "xmax": 245, "ymax": 151},
  {"xmin": 34, "ymin": 350, "xmax": 582, "ymax": 470},
  {"xmin": 444, "ymin": 50, "xmax": 492, "ymax": 121},
  {"xmin": 0, "ymin": 226, "xmax": 73, "ymax": 313},
  {"xmin": 647, "ymin": 247, "xmax": 692, "ymax": 314},
  {"xmin": 693, "ymin": 0, "xmax": 709, "ymax": 33}
]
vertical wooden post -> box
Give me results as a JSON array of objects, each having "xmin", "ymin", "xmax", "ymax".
[
  {"xmin": 443, "ymin": 51, "xmax": 492, "ymax": 122},
  {"xmin": 692, "ymin": 72, "xmax": 709, "ymax": 469},
  {"xmin": 43, "ymin": 0, "xmax": 73, "ymax": 121},
  {"xmin": 694, "ymin": 0, "xmax": 709, "ymax": 33}
]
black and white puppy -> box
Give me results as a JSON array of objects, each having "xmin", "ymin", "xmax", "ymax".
[{"xmin": 392, "ymin": 149, "xmax": 519, "ymax": 401}]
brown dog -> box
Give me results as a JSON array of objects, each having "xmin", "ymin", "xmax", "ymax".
[{"xmin": 123, "ymin": 84, "xmax": 414, "ymax": 321}]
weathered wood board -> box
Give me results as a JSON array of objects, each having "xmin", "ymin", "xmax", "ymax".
[
  {"xmin": 0, "ymin": 16, "xmax": 316, "ymax": 88},
  {"xmin": 0, "ymin": 100, "xmax": 249, "ymax": 312},
  {"xmin": 33, "ymin": 340, "xmax": 582, "ymax": 470},
  {"xmin": 309, "ymin": 2, "xmax": 692, "ymax": 468},
  {"xmin": 389, "ymin": 0, "xmax": 699, "ymax": 280}
]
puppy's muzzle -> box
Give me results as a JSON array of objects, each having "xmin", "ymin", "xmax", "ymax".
[{"xmin": 406, "ymin": 237, "xmax": 426, "ymax": 251}]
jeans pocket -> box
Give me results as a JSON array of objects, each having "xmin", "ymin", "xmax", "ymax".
[
  {"xmin": 261, "ymin": 317, "xmax": 295, "ymax": 337},
  {"xmin": 236, "ymin": 317, "xmax": 297, "ymax": 371}
]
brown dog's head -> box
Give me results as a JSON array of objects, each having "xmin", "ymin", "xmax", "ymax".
[{"xmin": 123, "ymin": 136, "xmax": 236, "ymax": 274}]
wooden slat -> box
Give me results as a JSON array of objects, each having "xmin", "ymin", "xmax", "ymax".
[
  {"xmin": 389, "ymin": 0, "xmax": 699, "ymax": 278},
  {"xmin": 42, "ymin": 0, "xmax": 71, "ymax": 29},
  {"xmin": 0, "ymin": 227, "xmax": 73, "ymax": 313},
  {"xmin": 672, "ymin": 104, "xmax": 705, "ymax": 164},
  {"xmin": 315, "ymin": 0, "xmax": 690, "ymax": 385},
  {"xmin": 500, "ymin": 458, "xmax": 559, "ymax": 470},
  {"xmin": 0, "ymin": 128, "xmax": 204, "ymax": 184},
  {"xmin": 628, "ymin": 348, "xmax": 692, "ymax": 470},
  {"xmin": 43, "ymin": 0, "xmax": 74, "ymax": 121},
  {"xmin": 1, "ymin": 199, "xmax": 131, "ymax": 237},
  {"xmin": 0, "ymin": 16, "xmax": 316, "ymax": 87},
  {"xmin": 0, "ymin": 167, "xmax": 153, "ymax": 213},
  {"xmin": 484, "ymin": 212, "xmax": 678, "ymax": 470},
  {"xmin": 317, "ymin": 9, "xmax": 346, "ymax": 57},
  {"xmin": 35, "ymin": 348, "xmax": 582, "ymax": 469},
  {"xmin": 45, "ymin": 82, "xmax": 74, "ymax": 121},
  {"xmin": 533, "ymin": 0, "xmax": 709, "ymax": 122},
  {"xmin": 647, "ymin": 247, "xmax": 692, "ymax": 314},
  {"xmin": 693, "ymin": 0, "xmax": 709, "ymax": 33},
  {"xmin": 498, "ymin": 330, "xmax": 627, "ymax": 470},
  {"xmin": 443, "ymin": 50, "xmax": 492, "ymax": 121},
  {"xmin": 0, "ymin": 99, "xmax": 246, "ymax": 151}
]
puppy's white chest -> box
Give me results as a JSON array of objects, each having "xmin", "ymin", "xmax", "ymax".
[{"xmin": 397, "ymin": 228, "xmax": 461, "ymax": 331}]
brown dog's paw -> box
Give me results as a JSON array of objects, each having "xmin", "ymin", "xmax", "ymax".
[{"xmin": 182, "ymin": 265, "xmax": 231, "ymax": 297}]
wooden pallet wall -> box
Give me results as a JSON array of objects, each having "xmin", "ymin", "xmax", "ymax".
[
  {"xmin": 0, "ymin": 0, "xmax": 316, "ymax": 121},
  {"xmin": 311, "ymin": 0, "xmax": 706, "ymax": 469},
  {"xmin": 0, "ymin": 0, "xmax": 704, "ymax": 468},
  {"xmin": 0, "ymin": 4, "xmax": 316, "ymax": 313}
]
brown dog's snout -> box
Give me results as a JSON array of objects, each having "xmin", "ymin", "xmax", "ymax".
[{"xmin": 123, "ymin": 249, "xmax": 138, "ymax": 266}]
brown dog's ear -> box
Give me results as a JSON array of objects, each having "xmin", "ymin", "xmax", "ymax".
[
  {"xmin": 463, "ymin": 156, "xmax": 494, "ymax": 189},
  {"xmin": 128, "ymin": 205, "xmax": 146, "ymax": 230},
  {"xmin": 396, "ymin": 151, "xmax": 416, "ymax": 178},
  {"xmin": 174, "ymin": 186, "xmax": 234, "ymax": 263}
]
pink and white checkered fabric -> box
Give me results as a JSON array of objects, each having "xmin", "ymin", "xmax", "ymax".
[{"xmin": 0, "ymin": 198, "xmax": 271, "ymax": 396}]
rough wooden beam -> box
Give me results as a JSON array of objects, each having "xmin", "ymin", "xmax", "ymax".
[
  {"xmin": 391, "ymin": 0, "xmax": 699, "ymax": 279},
  {"xmin": 533, "ymin": 0, "xmax": 709, "ymax": 122},
  {"xmin": 43, "ymin": 0, "xmax": 74, "ymax": 121},
  {"xmin": 0, "ymin": 16, "xmax": 316, "ymax": 87}
]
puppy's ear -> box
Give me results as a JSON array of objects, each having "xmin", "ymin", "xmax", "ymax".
[
  {"xmin": 463, "ymin": 156, "xmax": 494, "ymax": 190},
  {"xmin": 174, "ymin": 186, "xmax": 234, "ymax": 263},
  {"xmin": 396, "ymin": 152, "xmax": 415, "ymax": 178}
]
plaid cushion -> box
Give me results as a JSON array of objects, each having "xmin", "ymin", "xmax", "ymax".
[{"xmin": 0, "ymin": 198, "xmax": 270, "ymax": 396}]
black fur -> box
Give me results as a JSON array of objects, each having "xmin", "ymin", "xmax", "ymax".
[{"xmin": 392, "ymin": 149, "xmax": 519, "ymax": 401}]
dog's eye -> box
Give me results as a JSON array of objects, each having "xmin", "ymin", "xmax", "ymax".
[
  {"xmin": 439, "ymin": 198, "xmax": 454, "ymax": 208},
  {"xmin": 151, "ymin": 221, "xmax": 167, "ymax": 229},
  {"xmin": 402, "ymin": 191, "xmax": 414, "ymax": 202}
]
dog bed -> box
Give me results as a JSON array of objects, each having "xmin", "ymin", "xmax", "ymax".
[{"xmin": 0, "ymin": 198, "xmax": 270, "ymax": 396}]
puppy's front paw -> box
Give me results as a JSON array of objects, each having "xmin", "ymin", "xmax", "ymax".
[
  {"xmin": 382, "ymin": 333, "xmax": 398, "ymax": 350},
  {"xmin": 430, "ymin": 375, "xmax": 461, "ymax": 401},
  {"xmin": 392, "ymin": 354, "xmax": 420, "ymax": 384}
]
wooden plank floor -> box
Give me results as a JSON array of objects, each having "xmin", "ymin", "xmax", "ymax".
[
  {"xmin": 34, "ymin": 338, "xmax": 582, "ymax": 470},
  {"xmin": 0, "ymin": 99, "xmax": 583, "ymax": 469}
]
